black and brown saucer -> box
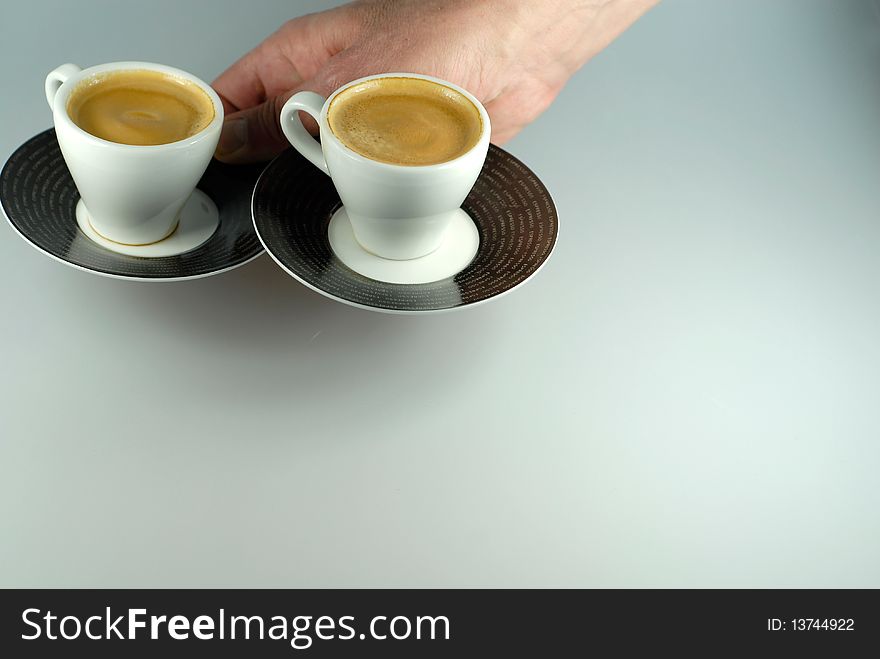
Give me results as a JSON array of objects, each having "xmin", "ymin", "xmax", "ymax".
[
  {"xmin": 1, "ymin": 129, "xmax": 264, "ymax": 281},
  {"xmin": 252, "ymin": 144, "xmax": 559, "ymax": 314}
]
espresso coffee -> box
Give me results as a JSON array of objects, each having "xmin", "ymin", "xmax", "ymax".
[
  {"xmin": 67, "ymin": 70, "xmax": 214, "ymax": 146},
  {"xmin": 327, "ymin": 77, "xmax": 482, "ymax": 166}
]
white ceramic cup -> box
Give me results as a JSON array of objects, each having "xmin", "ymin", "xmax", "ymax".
[
  {"xmin": 45, "ymin": 62, "xmax": 224, "ymax": 245},
  {"xmin": 280, "ymin": 73, "xmax": 490, "ymax": 261}
]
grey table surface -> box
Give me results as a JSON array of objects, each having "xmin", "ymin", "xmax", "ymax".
[{"xmin": 2, "ymin": 0, "xmax": 879, "ymax": 587}]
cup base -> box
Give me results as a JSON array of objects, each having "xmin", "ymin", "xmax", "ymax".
[
  {"xmin": 75, "ymin": 190, "xmax": 219, "ymax": 257},
  {"xmin": 328, "ymin": 207, "xmax": 479, "ymax": 284}
]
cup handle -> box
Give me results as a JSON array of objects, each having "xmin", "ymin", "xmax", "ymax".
[
  {"xmin": 45, "ymin": 63, "xmax": 82, "ymax": 109},
  {"xmin": 280, "ymin": 92, "xmax": 329, "ymax": 175}
]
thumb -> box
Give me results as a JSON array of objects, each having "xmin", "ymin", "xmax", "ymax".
[{"xmin": 214, "ymin": 90, "xmax": 296, "ymax": 164}]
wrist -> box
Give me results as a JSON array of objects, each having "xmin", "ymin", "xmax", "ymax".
[{"xmin": 485, "ymin": 0, "xmax": 659, "ymax": 74}]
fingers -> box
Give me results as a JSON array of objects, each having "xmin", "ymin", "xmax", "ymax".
[
  {"xmin": 212, "ymin": 8, "xmax": 361, "ymax": 110},
  {"xmin": 212, "ymin": 8, "xmax": 364, "ymax": 163},
  {"xmin": 490, "ymin": 128, "xmax": 517, "ymax": 145},
  {"xmin": 213, "ymin": 50, "xmax": 279, "ymax": 114},
  {"xmin": 215, "ymin": 63, "xmax": 349, "ymax": 164},
  {"xmin": 212, "ymin": 17, "xmax": 313, "ymax": 112},
  {"xmin": 215, "ymin": 90, "xmax": 296, "ymax": 163}
]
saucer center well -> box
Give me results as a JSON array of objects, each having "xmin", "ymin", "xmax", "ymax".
[
  {"xmin": 327, "ymin": 208, "xmax": 479, "ymax": 284},
  {"xmin": 75, "ymin": 190, "xmax": 219, "ymax": 258}
]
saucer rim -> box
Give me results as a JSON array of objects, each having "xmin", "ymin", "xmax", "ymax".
[
  {"xmin": 0, "ymin": 129, "xmax": 265, "ymax": 282},
  {"xmin": 250, "ymin": 150, "xmax": 559, "ymax": 315},
  {"xmin": 2, "ymin": 201, "xmax": 265, "ymax": 282},
  {"xmin": 259, "ymin": 232, "xmax": 553, "ymax": 315}
]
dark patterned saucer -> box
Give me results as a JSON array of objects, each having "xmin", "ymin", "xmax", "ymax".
[
  {"xmin": 0, "ymin": 129, "xmax": 264, "ymax": 281},
  {"xmin": 252, "ymin": 145, "xmax": 558, "ymax": 314}
]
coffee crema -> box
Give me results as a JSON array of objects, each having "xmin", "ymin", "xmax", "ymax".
[
  {"xmin": 327, "ymin": 77, "xmax": 482, "ymax": 166},
  {"xmin": 67, "ymin": 70, "xmax": 214, "ymax": 146}
]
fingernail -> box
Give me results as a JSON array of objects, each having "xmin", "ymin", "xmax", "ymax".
[{"xmin": 217, "ymin": 117, "xmax": 247, "ymax": 156}]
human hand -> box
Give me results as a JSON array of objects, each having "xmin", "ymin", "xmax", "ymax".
[{"xmin": 212, "ymin": 0, "xmax": 657, "ymax": 163}]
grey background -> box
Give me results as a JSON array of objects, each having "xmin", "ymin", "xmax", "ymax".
[{"xmin": 2, "ymin": 0, "xmax": 879, "ymax": 587}]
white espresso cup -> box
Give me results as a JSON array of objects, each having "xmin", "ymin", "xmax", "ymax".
[
  {"xmin": 280, "ymin": 73, "xmax": 490, "ymax": 260},
  {"xmin": 45, "ymin": 62, "xmax": 224, "ymax": 246}
]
